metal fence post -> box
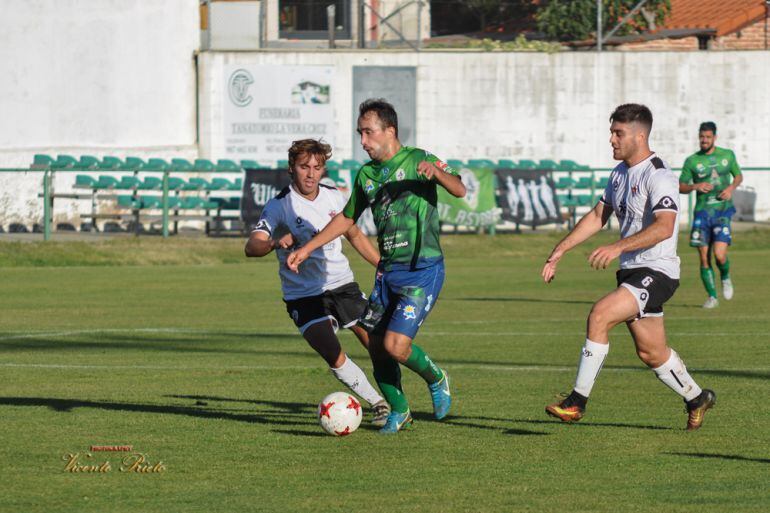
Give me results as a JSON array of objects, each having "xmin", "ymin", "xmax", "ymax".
[
  {"xmin": 43, "ymin": 169, "xmax": 51, "ymax": 241},
  {"xmin": 162, "ymin": 170, "xmax": 169, "ymax": 238}
]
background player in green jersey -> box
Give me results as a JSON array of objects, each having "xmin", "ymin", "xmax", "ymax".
[
  {"xmin": 287, "ymin": 99, "xmax": 466, "ymax": 433},
  {"xmin": 679, "ymin": 122, "xmax": 743, "ymax": 308}
]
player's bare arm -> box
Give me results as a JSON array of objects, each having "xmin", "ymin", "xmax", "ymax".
[
  {"xmin": 542, "ymin": 201, "xmax": 612, "ymax": 283},
  {"xmin": 245, "ymin": 231, "xmax": 295, "ymax": 257},
  {"xmin": 286, "ymin": 213, "xmax": 355, "ymax": 272},
  {"xmin": 417, "ymin": 161, "xmax": 467, "ymax": 198},
  {"xmin": 718, "ymin": 173, "xmax": 743, "ymax": 200},
  {"xmin": 588, "ymin": 211, "xmax": 676, "ymax": 270},
  {"xmin": 344, "ymin": 224, "xmax": 380, "ymax": 267}
]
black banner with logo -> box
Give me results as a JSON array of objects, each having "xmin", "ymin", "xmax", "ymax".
[
  {"xmin": 495, "ymin": 169, "xmax": 563, "ymax": 226},
  {"xmin": 241, "ymin": 168, "xmax": 292, "ymax": 229}
]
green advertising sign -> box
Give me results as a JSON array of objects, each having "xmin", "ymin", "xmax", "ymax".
[{"xmin": 438, "ymin": 167, "xmax": 499, "ymax": 227}]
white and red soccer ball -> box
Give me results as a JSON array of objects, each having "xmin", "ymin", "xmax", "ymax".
[{"xmin": 317, "ymin": 392, "xmax": 362, "ymax": 436}]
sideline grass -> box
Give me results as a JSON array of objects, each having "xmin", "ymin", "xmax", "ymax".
[{"xmin": 1, "ymin": 230, "xmax": 769, "ymax": 512}]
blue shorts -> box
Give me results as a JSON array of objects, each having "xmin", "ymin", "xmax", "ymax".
[
  {"xmin": 690, "ymin": 206, "xmax": 735, "ymax": 247},
  {"xmin": 359, "ymin": 261, "xmax": 445, "ymax": 338}
]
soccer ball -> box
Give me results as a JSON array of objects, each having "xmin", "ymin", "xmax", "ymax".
[{"xmin": 317, "ymin": 392, "xmax": 362, "ymax": 436}]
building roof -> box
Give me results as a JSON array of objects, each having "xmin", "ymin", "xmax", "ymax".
[{"xmin": 661, "ymin": 0, "xmax": 768, "ymax": 37}]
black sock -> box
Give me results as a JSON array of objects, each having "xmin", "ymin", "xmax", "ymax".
[{"xmin": 564, "ymin": 390, "xmax": 588, "ymax": 409}]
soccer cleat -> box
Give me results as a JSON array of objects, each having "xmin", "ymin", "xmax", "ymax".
[
  {"xmin": 378, "ymin": 410, "xmax": 413, "ymax": 434},
  {"xmin": 722, "ymin": 279, "xmax": 734, "ymax": 300},
  {"xmin": 428, "ymin": 371, "xmax": 451, "ymax": 420},
  {"xmin": 686, "ymin": 389, "xmax": 716, "ymax": 431},
  {"xmin": 371, "ymin": 400, "xmax": 391, "ymax": 427},
  {"xmin": 545, "ymin": 399, "xmax": 585, "ymax": 423},
  {"xmin": 702, "ymin": 296, "xmax": 719, "ymax": 309}
]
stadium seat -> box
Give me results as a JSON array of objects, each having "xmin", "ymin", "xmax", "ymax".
[
  {"xmin": 52, "ymin": 155, "xmax": 78, "ymax": 169},
  {"xmin": 201, "ymin": 198, "xmax": 219, "ymax": 209},
  {"xmin": 447, "ymin": 159, "xmax": 465, "ymax": 169},
  {"xmin": 74, "ymin": 175, "xmax": 96, "ymax": 189},
  {"xmin": 517, "ymin": 159, "xmax": 537, "ymax": 169},
  {"xmin": 595, "ymin": 176, "xmax": 610, "ymax": 189},
  {"xmin": 215, "ymin": 197, "xmax": 240, "ymax": 210},
  {"xmin": 99, "ymin": 156, "xmax": 124, "ymax": 170},
  {"xmin": 145, "ymin": 158, "xmax": 169, "ymax": 171},
  {"xmin": 140, "ymin": 196, "xmax": 162, "ymax": 209},
  {"xmin": 233, "ymin": 178, "xmax": 243, "ymax": 190},
  {"xmin": 170, "ymin": 158, "xmax": 193, "ymax": 171},
  {"xmin": 577, "ymin": 194, "xmax": 594, "ymax": 206},
  {"xmin": 539, "ymin": 159, "xmax": 559, "ymax": 169},
  {"xmin": 121, "ymin": 157, "xmax": 146, "ymax": 170},
  {"xmin": 117, "ymin": 176, "xmax": 141, "ymax": 189},
  {"xmin": 210, "ymin": 178, "xmax": 234, "ymax": 190},
  {"xmin": 468, "ymin": 159, "xmax": 495, "ymax": 168},
  {"xmin": 117, "ymin": 195, "xmax": 140, "ymax": 209},
  {"xmin": 560, "ymin": 159, "xmax": 590, "ymax": 171},
  {"xmin": 194, "ymin": 159, "xmax": 215, "ymax": 172},
  {"xmin": 325, "ymin": 160, "xmax": 341, "ymax": 171},
  {"xmin": 341, "ymin": 159, "xmax": 361, "ymax": 170},
  {"xmin": 178, "ymin": 197, "xmax": 202, "ymax": 209},
  {"xmin": 32, "ymin": 154, "xmax": 55, "ymax": 168},
  {"xmin": 94, "ymin": 175, "xmax": 119, "ymax": 189},
  {"xmin": 555, "ymin": 176, "xmax": 576, "ymax": 189},
  {"xmin": 240, "ymin": 159, "xmax": 259, "ymax": 169},
  {"xmin": 138, "ymin": 177, "xmax": 163, "ymax": 190},
  {"xmin": 558, "ymin": 194, "xmax": 579, "ymax": 207},
  {"xmin": 574, "ymin": 176, "xmax": 593, "ymax": 189},
  {"xmin": 167, "ymin": 177, "xmax": 186, "ymax": 191},
  {"xmin": 187, "ymin": 177, "xmax": 212, "ymax": 190},
  {"xmin": 216, "ymin": 159, "xmax": 240, "ymax": 172},
  {"xmin": 497, "ymin": 159, "xmax": 517, "ymax": 168},
  {"xmin": 77, "ymin": 155, "xmax": 100, "ymax": 169}
]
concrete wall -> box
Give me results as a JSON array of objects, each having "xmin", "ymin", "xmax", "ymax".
[{"xmin": 0, "ymin": 0, "xmax": 200, "ymax": 225}]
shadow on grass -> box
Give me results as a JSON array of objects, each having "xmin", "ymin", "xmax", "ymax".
[
  {"xmin": 167, "ymin": 395, "xmax": 313, "ymax": 413},
  {"xmin": 453, "ymin": 413, "xmax": 673, "ymax": 431},
  {"xmin": 665, "ymin": 452, "xmax": 770, "ymax": 464},
  {"xmin": 451, "ymin": 296, "xmax": 594, "ymax": 306},
  {"xmin": 0, "ymin": 396, "xmax": 315, "ymax": 427},
  {"xmin": 272, "ymin": 429, "xmax": 328, "ymax": 438}
]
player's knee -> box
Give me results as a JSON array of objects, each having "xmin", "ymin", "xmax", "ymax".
[
  {"xmin": 588, "ymin": 305, "xmax": 612, "ymax": 330},
  {"xmin": 636, "ymin": 347, "xmax": 665, "ymax": 367},
  {"xmin": 382, "ymin": 337, "xmax": 408, "ymax": 362}
]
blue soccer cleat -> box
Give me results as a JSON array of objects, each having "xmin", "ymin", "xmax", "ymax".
[
  {"xmin": 428, "ymin": 371, "xmax": 451, "ymax": 420},
  {"xmin": 378, "ymin": 410, "xmax": 413, "ymax": 434}
]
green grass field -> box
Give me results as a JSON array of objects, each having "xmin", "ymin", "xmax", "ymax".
[{"xmin": 2, "ymin": 230, "xmax": 769, "ymax": 512}]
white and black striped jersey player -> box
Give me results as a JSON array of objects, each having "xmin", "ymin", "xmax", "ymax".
[{"xmin": 600, "ymin": 153, "xmax": 681, "ymax": 318}]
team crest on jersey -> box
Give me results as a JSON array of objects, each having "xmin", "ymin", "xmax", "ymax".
[
  {"xmin": 631, "ymin": 185, "xmax": 638, "ymax": 195},
  {"xmin": 365, "ymin": 179, "xmax": 375, "ymax": 193},
  {"xmin": 396, "ymin": 169, "xmax": 406, "ymax": 181},
  {"xmin": 721, "ymin": 159, "xmax": 728, "ymax": 166},
  {"xmin": 697, "ymin": 163, "xmax": 705, "ymax": 170},
  {"xmin": 328, "ymin": 210, "xmax": 336, "ymax": 217},
  {"xmin": 403, "ymin": 304, "xmax": 417, "ymax": 320}
]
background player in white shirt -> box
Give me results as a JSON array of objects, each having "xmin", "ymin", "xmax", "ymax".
[
  {"xmin": 245, "ymin": 139, "xmax": 390, "ymax": 425},
  {"xmin": 540, "ymin": 104, "xmax": 715, "ymax": 431}
]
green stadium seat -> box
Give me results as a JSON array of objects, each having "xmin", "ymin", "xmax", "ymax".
[
  {"xmin": 138, "ymin": 177, "xmax": 163, "ymax": 190},
  {"xmin": 325, "ymin": 160, "xmax": 341, "ymax": 171},
  {"xmin": 574, "ymin": 176, "xmax": 593, "ymax": 189},
  {"xmin": 194, "ymin": 159, "xmax": 215, "ymax": 172},
  {"xmin": 342, "ymin": 159, "xmax": 361, "ymax": 170},
  {"xmin": 166, "ymin": 196, "xmax": 180, "ymax": 209},
  {"xmin": 94, "ymin": 175, "xmax": 119, "ymax": 189},
  {"xmin": 558, "ymin": 160, "xmax": 578, "ymax": 171},
  {"xmin": 240, "ymin": 159, "xmax": 259, "ymax": 169},
  {"xmin": 121, "ymin": 157, "xmax": 146, "ymax": 170},
  {"xmin": 216, "ymin": 159, "xmax": 240, "ymax": 172},
  {"xmin": 145, "ymin": 158, "xmax": 169, "ymax": 171},
  {"xmin": 117, "ymin": 195, "xmax": 140, "ymax": 209},
  {"xmin": 178, "ymin": 197, "xmax": 202, "ymax": 209},
  {"xmin": 276, "ymin": 159, "xmax": 289, "ymax": 169},
  {"xmin": 233, "ymin": 178, "xmax": 243, "ymax": 190},
  {"xmin": 140, "ymin": 196, "xmax": 162, "ymax": 209},
  {"xmin": 539, "ymin": 159, "xmax": 559, "ymax": 169},
  {"xmin": 215, "ymin": 197, "xmax": 240, "ymax": 210},
  {"xmin": 187, "ymin": 177, "xmax": 211, "ymax": 190},
  {"xmin": 558, "ymin": 195, "xmax": 579, "ymax": 207},
  {"xmin": 170, "ymin": 158, "xmax": 193, "ymax": 171},
  {"xmin": 210, "ymin": 177, "xmax": 234, "ymax": 190},
  {"xmin": 517, "ymin": 159, "xmax": 537, "ymax": 169},
  {"xmin": 52, "ymin": 155, "xmax": 78, "ymax": 169},
  {"xmin": 200, "ymin": 198, "xmax": 219, "ymax": 209},
  {"xmin": 77, "ymin": 156, "xmax": 100, "ymax": 169},
  {"xmin": 595, "ymin": 176, "xmax": 610, "ymax": 189},
  {"xmin": 577, "ymin": 194, "xmax": 594, "ymax": 206},
  {"xmin": 467, "ymin": 159, "xmax": 495, "ymax": 168},
  {"xmin": 32, "ymin": 154, "xmax": 55, "ymax": 168},
  {"xmin": 74, "ymin": 175, "xmax": 96, "ymax": 188},
  {"xmin": 447, "ymin": 159, "xmax": 465, "ymax": 169},
  {"xmin": 497, "ymin": 159, "xmax": 517, "ymax": 168},
  {"xmin": 117, "ymin": 176, "xmax": 141, "ymax": 189},
  {"xmin": 99, "ymin": 156, "xmax": 124, "ymax": 170},
  {"xmin": 166, "ymin": 177, "xmax": 186, "ymax": 191},
  {"xmin": 555, "ymin": 176, "xmax": 576, "ymax": 189}
]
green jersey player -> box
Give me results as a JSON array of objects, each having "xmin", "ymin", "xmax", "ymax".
[
  {"xmin": 287, "ymin": 99, "xmax": 467, "ymax": 434},
  {"xmin": 679, "ymin": 122, "xmax": 743, "ymax": 308}
]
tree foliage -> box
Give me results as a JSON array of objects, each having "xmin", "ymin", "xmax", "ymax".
[{"xmin": 535, "ymin": 0, "xmax": 671, "ymax": 42}]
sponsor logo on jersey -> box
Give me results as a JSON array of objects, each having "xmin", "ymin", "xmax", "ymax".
[
  {"xmin": 365, "ymin": 179, "xmax": 375, "ymax": 193},
  {"xmin": 435, "ymin": 160, "xmax": 449, "ymax": 172},
  {"xmin": 722, "ymin": 227, "xmax": 730, "ymax": 234},
  {"xmin": 396, "ymin": 169, "xmax": 406, "ymax": 181},
  {"xmin": 403, "ymin": 304, "xmax": 417, "ymax": 320},
  {"xmin": 631, "ymin": 185, "xmax": 638, "ymax": 196}
]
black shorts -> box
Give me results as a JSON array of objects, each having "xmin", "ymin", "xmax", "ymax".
[
  {"xmin": 616, "ymin": 267, "xmax": 679, "ymax": 319},
  {"xmin": 284, "ymin": 282, "xmax": 367, "ymax": 334}
]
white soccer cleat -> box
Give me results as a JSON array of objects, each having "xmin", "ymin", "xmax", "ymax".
[
  {"xmin": 702, "ymin": 296, "xmax": 719, "ymax": 309},
  {"xmin": 722, "ymin": 279, "xmax": 734, "ymax": 300}
]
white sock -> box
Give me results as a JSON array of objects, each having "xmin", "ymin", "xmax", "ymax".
[
  {"xmin": 652, "ymin": 349, "xmax": 702, "ymax": 401},
  {"xmin": 330, "ymin": 355, "xmax": 384, "ymax": 406},
  {"xmin": 573, "ymin": 339, "xmax": 610, "ymax": 397}
]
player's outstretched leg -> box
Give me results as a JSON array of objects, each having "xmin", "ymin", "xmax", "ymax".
[{"xmin": 368, "ymin": 334, "xmax": 412, "ymax": 434}]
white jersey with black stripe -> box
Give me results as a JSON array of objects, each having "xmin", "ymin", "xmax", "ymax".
[
  {"xmin": 600, "ymin": 153, "xmax": 681, "ymax": 279},
  {"xmin": 254, "ymin": 183, "xmax": 354, "ymax": 300}
]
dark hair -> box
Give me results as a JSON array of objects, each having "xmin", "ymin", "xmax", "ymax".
[
  {"xmin": 288, "ymin": 139, "xmax": 332, "ymax": 171},
  {"xmin": 358, "ymin": 98, "xmax": 398, "ymax": 138},
  {"xmin": 610, "ymin": 103, "xmax": 653, "ymax": 134},
  {"xmin": 699, "ymin": 121, "xmax": 717, "ymax": 134}
]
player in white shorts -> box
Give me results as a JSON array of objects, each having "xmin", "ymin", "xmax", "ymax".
[
  {"xmin": 245, "ymin": 139, "xmax": 390, "ymax": 426},
  {"xmin": 541, "ymin": 104, "xmax": 716, "ymax": 431}
]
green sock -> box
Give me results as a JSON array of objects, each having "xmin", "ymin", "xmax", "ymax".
[
  {"xmin": 372, "ymin": 358, "xmax": 409, "ymax": 414},
  {"xmin": 700, "ymin": 267, "xmax": 717, "ymax": 298},
  {"xmin": 716, "ymin": 258, "xmax": 730, "ymax": 281},
  {"xmin": 403, "ymin": 344, "xmax": 444, "ymax": 385}
]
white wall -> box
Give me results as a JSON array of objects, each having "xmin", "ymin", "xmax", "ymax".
[
  {"xmin": 199, "ymin": 50, "xmax": 770, "ymax": 219},
  {"xmin": 0, "ymin": 0, "xmax": 200, "ymax": 225}
]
